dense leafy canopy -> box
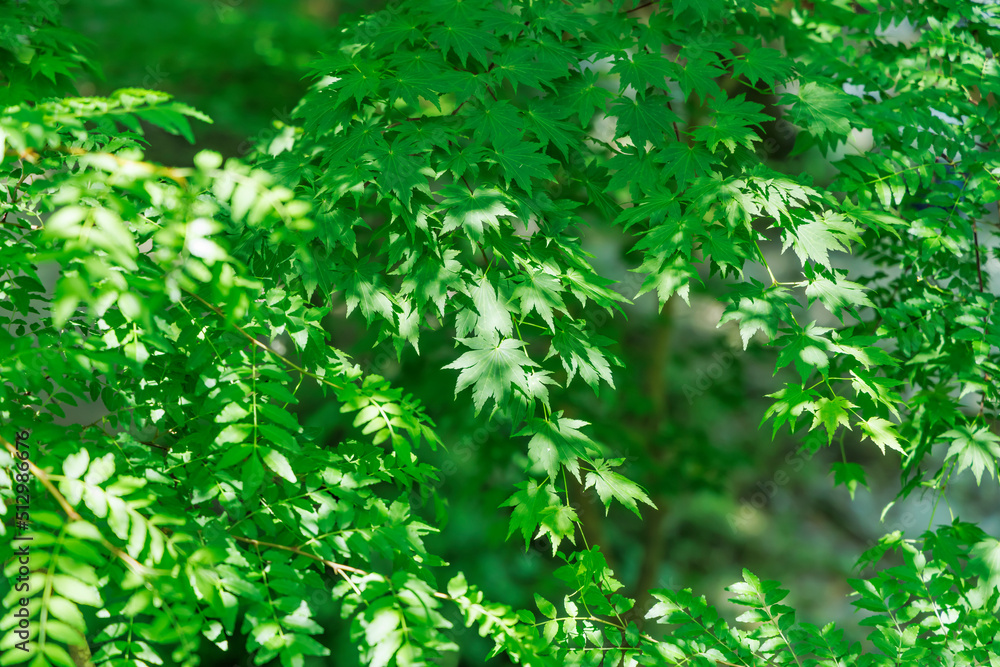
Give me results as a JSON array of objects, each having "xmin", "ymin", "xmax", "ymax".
[{"xmin": 1, "ymin": 0, "xmax": 999, "ymax": 666}]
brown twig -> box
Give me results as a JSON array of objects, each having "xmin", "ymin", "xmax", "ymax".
[
  {"xmin": 182, "ymin": 288, "xmax": 344, "ymax": 392},
  {"xmin": 1, "ymin": 434, "xmax": 81, "ymax": 521}
]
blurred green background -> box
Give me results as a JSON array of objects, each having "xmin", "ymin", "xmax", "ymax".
[{"xmin": 59, "ymin": 2, "xmax": 1000, "ymax": 665}]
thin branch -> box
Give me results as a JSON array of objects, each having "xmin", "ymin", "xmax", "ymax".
[
  {"xmin": 625, "ymin": 1, "xmax": 655, "ymax": 13},
  {"xmin": 4, "ymin": 145, "xmax": 188, "ymax": 185},
  {"xmin": 182, "ymin": 288, "xmax": 344, "ymax": 392},
  {"xmin": 1, "ymin": 434, "xmax": 81, "ymax": 521},
  {"xmin": 231, "ymin": 535, "xmax": 365, "ymax": 595},
  {"xmin": 230, "ymin": 534, "xmax": 449, "ymax": 602}
]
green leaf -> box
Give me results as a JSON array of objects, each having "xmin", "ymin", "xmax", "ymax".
[
  {"xmin": 534, "ymin": 593, "xmax": 557, "ymax": 619},
  {"xmin": 464, "ymin": 274, "xmax": 514, "ymax": 339},
  {"xmin": 63, "ymin": 449, "xmax": 90, "ymax": 480},
  {"xmin": 584, "ymin": 459, "xmax": 655, "ymax": 516},
  {"xmin": 430, "ymin": 20, "xmax": 500, "ymax": 68},
  {"xmin": 444, "ymin": 333, "xmax": 538, "ymax": 414},
  {"xmin": 467, "ymin": 100, "xmax": 523, "ymax": 148},
  {"xmin": 440, "ymin": 185, "xmax": 514, "ymax": 243},
  {"xmin": 609, "ymin": 96, "xmax": 680, "ymax": 150},
  {"xmin": 490, "ymin": 141, "xmax": 559, "ymax": 194},
  {"xmin": 512, "ymin": 270, "xmax": 566, "ymax": 331},
  {"xmin": 547, "ymin": 325, "xmax": 617, "ymax": 391},
  {"xmin": 610, "ymin": 52, "xmax": 676, "ymax": 97},
  {"xmin": 342, "ymin": 257, "xmax": 396, "ymax": 323},
  {"xmin": 732, "ymin": 47, "xmax": 793, "ymax": 86},
  {"xmin": 672, "ymin": 0, "xmax": 728, "ymax": 24},
  {"xmin": 525, "ymin": 100, "xmax": 577, "ymax": 157},
  {"xmin": 493, "ymin": 46, "xmax": 567, "ymax": 94},
  {"xmin": 520, "ymin": 416, "xmax": 596, "ymax": 480},
  {"xmin": 943, "ymin": 425, "xmax": 1000, "ymax": 484},
  {"xmin": 719, "ymin": 285, "xmax": 797, "ymax": 349},
  {"xmin": 859, "ymin": 417, "xmax": 904, "ymax": 455},
  {"xmin": 501, "ymin": 479, "xmax": 561, "ymax": 549},
  {"xmin": 656, "ymin": 143, "xmax": 717, "ymax": 185},
  {"xmin": 786, "ymin": 81, "xmax": 855, "ymax": 141},
  {"xmin": 830, "ymin": 461, "xmax": 869, "ymax": 500},
  {"xmin": 803, "ymin": 276, "xmax": 874, "ymax": 317},
  {"xmin": 51, "ymin": 575, "xmax": 101, "ymax": 607},
  {"xmin": 261, "ymin": 448, "xmax": 297, "ymax": 483},
  {"xmin": 810, "ymin": 395, "xmax": 855, "ymax": 444},
  {"xmin": 563, "ymin": 68, "xmax": 614, "ymax": 127}
]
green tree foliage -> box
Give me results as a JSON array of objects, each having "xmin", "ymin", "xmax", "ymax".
[{"xmin": 1, "ymin": 0, "xmax": 1000, "ymax": 666}]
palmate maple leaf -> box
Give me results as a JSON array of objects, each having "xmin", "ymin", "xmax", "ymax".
[
  {"xmin": 584, "ymin": 458, "xmax": 656, "ymax": 517},
  {"xmin": 489, "ymin": 140, "xmax": 559, "ymax": 195},
  {"xmin": 501, "ymin": 479, "xmax": 578, "ymax": 553},
  {"xmin": 444, "ymin": 332, "xmax": 538, "ymax": 414},
  {"xmin": 943, "ymin": 425, "xmax": 1000, "ymax": 485},
  {"xmin": 517, "ymin": 414, "xmax": 598, "ymax": 480},
  {"xmin": 439, "ymin": 184, "xmax": 515, "ymax": 243}
]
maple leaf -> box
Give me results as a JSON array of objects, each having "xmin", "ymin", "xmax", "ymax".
[
  {"xmin": 802, "ymin": 276, "xmax": 874, "ymax": 318},
  {"xmin": 398, "ymin": 248, "xmax": 462, "ymax": 316},
  {"xmin": 763, "ymin": 383, "xmax": 819, "ymax": 437},
  {"xmin": 387, "ymin": 70, "xmax": 442, "ymax": 112},
  {"xmin": 786, "ymin": 81, "xmax": 855, "ymax": 142},
  {"xmin": 672, "ymin": 0, "xmax": 728, "ymax": 24},
  {"xmin": 536, "ymin": 504, "xmax": 579, "ymax": 555},
  {"xmin": 782, "ymin": 215, "xmax": 852, "ymax": 271},
  {"xmin": 604, "ymin": 146, "xmax": 661, "ymax": 196},
  {"xmin": 732, "ymin": 46, "xmax": 793, "ymax": 86},
  {"xmin": 430, "ymin": 20, "xmax": 500, "ymax": 68},
  {"xmin": 512, "ymin": 270, "xmax": 566, "ymax": 331},
  {"xmin": 480, "ymin": 6, "xmax": 524, "ymax": 39},
  {"xmin": 444, "ymin": 333, "xmax": 537, "ymax": 414},
  {"xmin": 584, "ymin": 459, "xmax": 656, "ymax": 517},
  {"xmin": 493, "ymin": 46, "xmax": 567, "ymax": 93},
  {"xmin": 943, "ymin": 425, "xmax": 1000, "ymax": 485},
  {"xmin": 519, "ymin": 415, "xmax": 599, "ymax": 481},
  {"xmin": 610, "ymin": 51, "xmax": 677, "ymax": 97},
  {"xmin": 656, "ymin": 143, "xmax": 717, "ymax": 185},
  {"xmin": 547, "ymin": 324, "xmax": 618, "ymax": 391},
  {"xmin": 609, "ymin": 96, "xmax": 680, "ymax": 150},
  {"xmin": 532, "ymin": 2, "xmax": 590, "ymax": 36},
  {"xmin": 501, "ymin": 479, "xmax": 561, "ymax": 549},
  {"xmin": 467, "ymin": 100, "xmax": 523, "ymax": 148},
  {"xmin": 562, "ymin": 68, "xmax": 614, "ymax": 127},
  {"xmin": 675, "ymin": 49, "xmax": 726, "ymax": 100},
  {"xmin": 342, "ymin": 256, "xmax": 396, "ymax": 323},
  {"xmin": 829, "ymin": 461, "xmax": 868, "ymax": 500},
  {"xmin": 693, "ymin": 95, "xmax": 771, "ymax": 153},
  {"xmin": 328, "ymin": 60, "xmax": 383, "ymax": 107},
  {"xmin": 776, "ymin": 321, "xmax": 834, "ymax": 381},
  {"xmin": 719, "ymin": 284, "xmax": 798, "ymax": 349},
  {"xmin": 439, "ymin": 184, "xmax": 514, "ymax": 243},
  {"xmin": 859, "ymin": 416, "xmax": 904, "ymax": 455},
  {"xmin": 634, "ymin": 252, "xmax": 697, "ymax": 306},
  {"xmin": 490, "ymin": 141, "xmax": 559, "ymax": 194},
  {"xmin": 614, "ymin": 189, "xmax": 679, "ymax": 230},
  {"xmin": 810, "ymin": 395, "xmax": 856, "ymax": 444},
  {"xmin": 850, "ymin": 371, "xmax": 903, "ymax": 419},
  {"xmin": 456, "ymin": 274, "xmax": 514, "ymax": 339},
  {"xmin": 519, "ymin": 369, "xmax": 558, "ymax": 417},
  {"xmin": 525, "ymin": 100, "xmax": 577, "ymax": 157},
  {"xmin": 374, "ymin": 136, "xmax": 429, "ymax": 210}
]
